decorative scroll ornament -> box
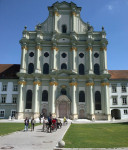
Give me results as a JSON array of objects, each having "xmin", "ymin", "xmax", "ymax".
[
  {"xmin": 49, "ymin": 81, "xmax": 58, "ymax": 86},
  {"xmin": 100, "ymin": 47, "xmax": 107, "ymax": 51},
  {"xmin": 69, "ymin": 82, "xmax": 78, "ymax": 86},
  {"xmin": 22, "ymin": 46, "xmax": 28, "ymax": 50},
  {"xmin": 36, "ymin": 46, "xmax": 42, "ymax": 51},
  {"xmin": 18, "ymin": 81, "xmax": 26, "ymax": 85},
  {"xmin": 101, "ymin": 82, "xmax": 109, "ymax": 86},
  {"xmin": 33, "ymin": 81, "xmax": 42, "ymax": 86},
  {"xmin": 86, "ymin": 47, "xmax": 92, "ymax": 51},
  {"xmin": 51, "ymin": 47, "xmax": 59, "ymax": 51},
  {"xmin": 86, "ymin": 82, "xmax": 94, "ymax": 86},
  {"xmin": 70, "ymin": 47, "xmax": 77, "ymax": 51},
  {"xmin": 54, "ymin": 11, "xmax": 60, "ymax": 17},
  {"xmin": 72, "ymin": 12, "xmax": 77, "ymax": 16}
]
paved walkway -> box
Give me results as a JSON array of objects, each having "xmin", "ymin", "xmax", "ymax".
[
  {"xmin": 0, "ymin": 121, "xmax": 71, "ymax": 150},
  {"xmin": 0, "ymin": 119, "xmax": 128, "ymax": 150}
]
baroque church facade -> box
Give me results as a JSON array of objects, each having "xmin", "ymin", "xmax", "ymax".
[{"xmin": 0, "ymin": 1, "xmax": 128, "ymax": 120}]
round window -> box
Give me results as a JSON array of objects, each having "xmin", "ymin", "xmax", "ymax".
[
  {"xmin": 44, "ymin": 52, "xmax": 49, "ymax": 57},
  {"xmin": 61, "ymin": 53, "xmax": 67, "ymax": 58},
  {"xmin": 29, "ymin": 52, "xmax": 34, "ymax": 57},
  {"xmin": 94, "ymin": 53, "xmax": 99, "ymax": 58},
  {"xmin": 79, "ymin": 53, "xmax": 84, "ymax": 58}
]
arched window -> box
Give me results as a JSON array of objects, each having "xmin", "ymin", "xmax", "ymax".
[
  {"xmin": 26, "ymin": 90, "xmax": 32, "ymax": 109},
  {"xmin": 28, "ymin": 63, "xmax": 34, "ymax": 74},
  {"xmin": 42, "ymin": 90, "xmax": 48, "ymax": 101},
  {"xmin": 62, "ymin": 25, "xmax": 67, "ymax": 33},
  {"xmin": 95, "ymin": 91, "xmax": 101, "ymax": 110},
  {"xmin": 43, "ymin": 63, "xmax": 49, "ymax": 74},
  {"xmin": 79, "ymin": 91, "xmax": 85, "ymax": 102},
  {"xmin": 94, "ymin": 64, "xmax": 100, "ymax": 75},
  {"xmin": 61, "ymin": 89, "xmax": 67, "ymax": 95},
  {"xmin": 61, "ymin": 63, "xmax": 67, "ymax": 69},
  {"xmin": 79, "ymin": 64, "xmax": 85, "ymax": 75}
]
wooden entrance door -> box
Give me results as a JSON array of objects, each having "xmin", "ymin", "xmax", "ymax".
[
  {"xmin": 59, "ymin": 101, "xmax": 67, "ymax": 118},
  {"xmin": 79, "ymin": 109, "xmax": 85, "ymax": 119}
]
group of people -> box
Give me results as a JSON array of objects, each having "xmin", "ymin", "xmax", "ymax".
[
  {"xmin": 24, "ymin": 114, "xmax": 68, "ymax": 132},
  {"xmin": 24, "ymin": 117, "xmax": 36, "ymax": 131}
]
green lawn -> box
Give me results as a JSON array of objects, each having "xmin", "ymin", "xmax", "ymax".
[
  {"xmin": 63, "ymin": 123, "xmax": 128, "ymax": 148},
  {"xmin": 0, "ymin": 123, "xmax": 40, "ymax": 136}
]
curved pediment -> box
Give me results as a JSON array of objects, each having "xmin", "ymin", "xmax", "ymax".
[{"xmin": 56, "ymin": 95, "xmax": 70, "ymax": 103}]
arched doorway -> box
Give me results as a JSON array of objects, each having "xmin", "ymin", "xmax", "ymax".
[
  {"xmin": 111, "ymin": 109, "xmax": 121, "ymax": 119},
  {"xmin": 56, "ymin": 95, "xmax": 70, "ymax": 118},
  {"xmin": 42, "ymin": 108, "xmax": 47, "ymax": 117},
  {"xmin": 79, "ymin": 109, "xmax": 85, "ymax": 119}
]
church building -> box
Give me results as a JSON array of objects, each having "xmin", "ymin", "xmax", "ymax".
[{"xmin": 0, "ymin": 1, "xmax": 128, "ymax": 120}]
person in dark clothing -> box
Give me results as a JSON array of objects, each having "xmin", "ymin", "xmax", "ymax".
[
  {"xmin": 31, "ymin": 118, "xmax": 36, "ymax": 131},
  {"xmin": 24, "ymin": 117, "xmax": 29, "ymax": 131}
]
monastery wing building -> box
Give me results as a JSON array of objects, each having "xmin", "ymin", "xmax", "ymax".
[{"xmin": 0, "ymin": 1, "xmax": 128, "ymax": 120}]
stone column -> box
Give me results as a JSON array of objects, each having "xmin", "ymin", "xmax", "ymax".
[
  {"xmin": 86, "ymin": 46, "xmax": 93, "ymax": 74},
  {"xmin": 49, "ymin": 80, "xmax": 58, "ymax": 117},
  {"xmin": 17, "ymin": 80, "xmax": 26, "ymax": 119},
  {"xmin": 86, "ymin": 80, "xmax": 95, "ymax": 120},
  {"xmin": 101, "ymin": 81, "xmax": 111, "ymax": 120},
  {"xmin": 32, "ymin": 80, "xmax": 41, "ymax": 118},
  {"xmin": 51, "ymin": 46, "xmax": 58, "ymax": 71},
  {"xmin": 20, "ymin": 44, "xmax": 28, "ymax": 73},
  {"xmin": 35, "ymin": 44, "xmax": 42, "ymax": 73},
  {"xmin": 70, "ymin": 46, "xmax": 77, "ymax": 73},
  {"xmin": 69, "ymin": 79, "xmax": 78, "ymax": 119},
  {"xmin": 100, "ymin": 46, "xmax": 108, "ymax": 74}
]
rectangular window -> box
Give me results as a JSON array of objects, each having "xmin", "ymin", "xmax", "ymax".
[
  {"xmin": 122, "ymin": 85, "xmax": 126, "ymax": 93},
  {"xmin": 11, "ymin": 111, "xmax": 16, "ymax": 117},
  {"xmin": 112, "ymin": 97, "xmax": 117, "ymax": 105},
  {"xmin": 2, "ymin": 85, "xmax": 7, "ymax": 91},
  {"xmin": 122, "ymin": 97, "xmax": 127, "ymax": 105},
  {"xmin": 13, "ymin": 85, "xmax": 18, "ymax": 91},
  {"xmin": 12, "ymin": 97, "xmax": 17, "ymax": 104},
  {"xmin": 0, "ymin": 110, "xmax": 5, "ymax": 118},
  {"xmin": 112, "ymin": 85, "xmax": 117, "ymax": 93},
  {"xmin": 124, "ymin": 110, "xmax": 128, "ymax": 115},
  {"xmin": 1, "ymin": 96, "xmax": 6, "ymax": 103}
]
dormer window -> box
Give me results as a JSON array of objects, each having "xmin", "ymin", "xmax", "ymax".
[{"xmin": 62, "ymin": 25, "xmax": 67, "ymax": 33}]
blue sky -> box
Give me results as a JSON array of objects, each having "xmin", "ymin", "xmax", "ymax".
[{"xmin": 0, "ymin": 0, "xmax": 128, "ymax": 70}]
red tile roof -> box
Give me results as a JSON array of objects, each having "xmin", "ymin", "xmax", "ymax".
[
  {"xmin": 108, "ymin": 70, "xmax": 128, "ymax": 80},
  {"xmin": 0, "ymin": 65, "xmax": 128, "ymax": 80},
  {"xmin": 0, "ymin": 64, "xmax": 20, "ymax": 79}
]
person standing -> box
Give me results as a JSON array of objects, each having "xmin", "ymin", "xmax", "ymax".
[
  {"xmin": 24, "ymin": 117, "xmax": 29, "ymax": 131},
  {"xmin": 31, "ymin": 118, "xmax": 36, "ymax": 131}
]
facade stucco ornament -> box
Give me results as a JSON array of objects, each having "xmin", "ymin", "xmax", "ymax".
[
  {"xmin": 33, "ymin": 81, "xmax": 42, "ymax": 86},
  {"xmin": 70, "ymin": 47, "xmax": 77, "ymax": 51},
  {"xmin": 51, "ymin": 46, "xmax": 59, "ymax": 51},
  {"xmin": 100, "ymin": 47, "xmax": 107, "ymax": 51},
  {"xmin": 36, "ymin": 45, "xmax": 42, "ymax": 51},
  {"xmin": 18, "ymin": 81, "xmax": 26, "ymax": 85},
  {"xmin": 49, "ymin": 81, "xmax": 58, "ymax": 86},
  {"xmin": 86, "ymin": 46, "xmax": 92, "ymax": 51},
  {"xmin": 101, "ymin": 82, "xmax": 110, "ymax": 86},
  {"xmin": 86, "ymin": 82, "xmax": 94, "ymax": 86},
  {"xmin": 56, "ymin": 95, "xmax": 71, "ymax": 104},
  {"xmin": 22, "ymin": 45, "xmax": 28, "ymax": 51}
]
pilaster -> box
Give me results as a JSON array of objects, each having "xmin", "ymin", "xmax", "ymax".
[
  {"xmin": 70, "ymin": 46, "xmax": 77, "ymax": 73},
  {"xmin": 51, "ymin": 46, "xmax": 58, "ymax": 72},
  {"xmin": 32, "ymin": 79, "xmax": 41, "ymax": 118},
  {"xmin": 17, "ymin": 80, "xmax": 26, "ymax": 119},
  {"xmin": 20, "ymin": 44, "xmax": 28, "ymax": 73},
  {"xmin": 69, "ymin": 79, "xmax": 78, "ymax": 119},
  {"xmin": 100, "ymin": 45, "xmax": 108, "ymax": 74},
  {"xmin": 86, "ymin": 45, "xmax": 93, "ymax": 74},
  {"xmin": 101, "ymin": 79, "xmax": 111, "ymax": 120},
  {"xmin": 86, "ymin": 79, "xmax": 95, "ymax": 120},
  {"xmin": 49, "ymin": 79, "xmax": 58, "ymax": 117},
  {"xmin": 35, "ymin": 43, "xmax": 42, "ymax": 73}
]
